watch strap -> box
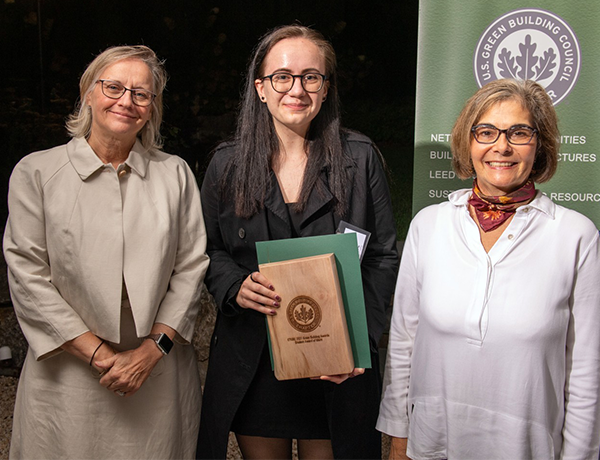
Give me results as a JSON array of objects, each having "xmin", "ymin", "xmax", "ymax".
[{"xmin": 145, "ymin": 333, "xmax": 173, "ymax": 355}]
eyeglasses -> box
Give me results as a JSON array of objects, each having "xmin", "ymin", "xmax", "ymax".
[
  {"xmin": 96, "ymin": 80, "xmax": 156, "ymax": 107},
  {"xmin": 260, "ymin": 72, "xmax": 327, "ymax": 94},
  {"xmin": 471, "ymin": 124, "xmax": 538, "ymax": 145}
]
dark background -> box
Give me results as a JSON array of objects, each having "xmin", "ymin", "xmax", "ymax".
[{"xmin": 0, "ymin": 0, "xmax": 418, "ymax": 235}]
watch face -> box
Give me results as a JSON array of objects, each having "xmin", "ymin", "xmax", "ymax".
[{"xmin": 157, "ymin": 333, "xmax": 173, "ymax": 355}]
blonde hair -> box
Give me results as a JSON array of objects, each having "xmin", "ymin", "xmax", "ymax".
[
  {"xmin": 451, "ymin": 79, "xmax": 559, "ymax": 183},
  {"xmin": 66, "ymin": 45, "xmax": 168, "ymax": 150}
]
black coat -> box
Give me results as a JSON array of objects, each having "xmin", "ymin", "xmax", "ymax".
[{"xmin": 196, "ymin": 131, "xmax": 399, "ymax": 459}]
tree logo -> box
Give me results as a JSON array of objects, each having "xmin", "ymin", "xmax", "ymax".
[
  {"xmin": 287, "ymin": 296, "xmax": 322, "ymax": 333},
  {"xmin": 473, "ymin": 8, "xmax": 580, "ymax": 105}
]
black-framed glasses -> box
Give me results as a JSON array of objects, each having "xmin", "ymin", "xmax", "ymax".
[
  {"xmin": 471, "ymin": 124, "xmax": 538, "ymax": 145},
  {"xmin": 96, "ymin": 80, "xmax": 156, "ymax": 107},
  {"xmin": 260, "ymin": 72, "xmax": 327, "ymax": 93}
]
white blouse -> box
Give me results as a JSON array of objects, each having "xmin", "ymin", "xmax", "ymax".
[
  {"xmin": 4, "ymin": 137, "xmax": 209, "ymax": 360},
  {"xmin": 377, "ymin": 189, "xmax": 600, "ymax": 459}
]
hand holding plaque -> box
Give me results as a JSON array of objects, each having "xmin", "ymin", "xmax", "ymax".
[{"xmin": 259, "ymin": 253, "xmax": 354, "ymax": 380}]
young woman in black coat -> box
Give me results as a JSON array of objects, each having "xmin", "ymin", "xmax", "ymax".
[{"xmin": 196, "ymin": 24, "xmax": 399, "ymax": 460}]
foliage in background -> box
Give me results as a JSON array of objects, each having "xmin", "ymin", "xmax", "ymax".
[{"xmin": 0, "ymin": 0, "xmax": 417, "ymax": 237}]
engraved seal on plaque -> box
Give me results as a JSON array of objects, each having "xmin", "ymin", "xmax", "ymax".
[{"xmin": 287, "ymin": 296, "xmax": 322, "ymax": 333}]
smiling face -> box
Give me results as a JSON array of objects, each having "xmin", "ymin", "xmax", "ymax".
[
  {"xmin": 86, "ymin": 58, "xmax": 154, "ymax": 147},
  {"xmin": 470, "ymin": 99, "xmax": 537, "ymax": 196},
  {"xmin": 254, "ymin": 37, "xmax": 329, "ymax": 138}
]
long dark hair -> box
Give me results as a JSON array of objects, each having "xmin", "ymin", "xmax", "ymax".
[{"xmin": 223, "ymin": 24, "xmax": 348, "ymax": 219}]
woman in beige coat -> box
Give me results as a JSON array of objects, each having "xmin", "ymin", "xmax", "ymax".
[{"xmin": 4, "ymin": 45, "xmax": 209, "ymax": 459}]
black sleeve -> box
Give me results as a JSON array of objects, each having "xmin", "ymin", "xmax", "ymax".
[
  {"xmin": 200, "ymin": 155, "xmax": 248, "ymax": 316},
  {"xmin": 360, "ymin": 143, "xmax": 400, "ymax": 349}
]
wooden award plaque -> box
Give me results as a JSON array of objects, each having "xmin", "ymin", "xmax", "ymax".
[{"xmin": 259, "ymin": 253, "xmax": 354, "ymax": 380}]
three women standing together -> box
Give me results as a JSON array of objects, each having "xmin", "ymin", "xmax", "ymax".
[{"xmin": 5, "ymin": 23, "xmax": 600, "ymax": 460}]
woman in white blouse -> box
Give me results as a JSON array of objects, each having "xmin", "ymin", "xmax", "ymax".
[
  {"xmin": 377, "ymin": 79, "xmax": 600, "ymax": 459},
  {"xmin": 4, "ymin": 45, "xmax": 209, "ymax": 459}
]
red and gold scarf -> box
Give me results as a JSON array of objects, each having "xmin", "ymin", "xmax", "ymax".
[{"xmin": 468, "ymin": 179, "xmax": 536, "ymax": 232}]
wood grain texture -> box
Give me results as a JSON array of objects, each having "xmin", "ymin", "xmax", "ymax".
[{"xmin": 259, "ymin": 253, "xmax": 354, "ymax": 380}]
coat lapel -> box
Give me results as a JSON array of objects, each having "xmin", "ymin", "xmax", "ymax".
[
  {"xmin": 302, "ymin": 162, "xmax": 357, "ymax": 231},
  {"xmin": 261, "ymin": 159, "xmax": 357, "ymax": 238},
  {"xmin": 262, "ymin": 171, "xmax": 292, "ymax": 240},
  {"xmin": 302, "ymin": 170, "xmax": 335, "ymax": 226}
]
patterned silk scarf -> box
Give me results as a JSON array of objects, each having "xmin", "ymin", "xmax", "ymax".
[{"xmin": 468, "ymin": 179, "xmax": 536, "ymax": 232}]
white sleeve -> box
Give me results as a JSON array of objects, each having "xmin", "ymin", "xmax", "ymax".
[{"xmin": 561, "ymin": 230, "xmax": 600, "ymax": 459}]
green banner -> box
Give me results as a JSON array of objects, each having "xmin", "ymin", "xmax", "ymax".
[{"xmin": 414, "ymin": 1, "xmax": 600, "ymax": 227}]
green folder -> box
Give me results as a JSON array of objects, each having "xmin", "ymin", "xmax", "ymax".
[{"xmin": 256, "ymin": 233, "xmax": 371, "ymax": 369}]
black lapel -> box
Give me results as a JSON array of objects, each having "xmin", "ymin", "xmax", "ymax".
[{"xmin": 261, "ymin": 170, "xmax": 292, "ymax": 240}]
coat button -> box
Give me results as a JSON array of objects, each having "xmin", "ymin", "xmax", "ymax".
[{"xmin": 238, "ymin": 228, "xmax": 246, "ymax": 239}]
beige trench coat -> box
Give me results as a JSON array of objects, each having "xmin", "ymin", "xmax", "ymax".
[{"xmin": 4, "ymin": 136, "xmax": 209, "ymax": 360}]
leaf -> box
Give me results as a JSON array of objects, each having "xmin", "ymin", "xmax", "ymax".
[
  {"xmin": 295, "ymin": 305, "xmax": 314, "ymax": 324},
  {"xmin": 516, "ymin": 35, "xmax": 539, "ymax": 80},
  {"xmin": 534, "ymin": 48, "xmax": 557, "ymax": 80},
  {"xmin": 498, "ymin": 49, "xmax": 519, "ymax": 79}
]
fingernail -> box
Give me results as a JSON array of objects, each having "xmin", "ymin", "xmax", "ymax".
[
  {"xmin": 275, "ymin": 295, "xmax": 282, "ymax": 302},
  {"xmin": 269, "ymin": 285, "xmax": 274, "ymax": 290},
  {"xmin": 269, "ymin": 310, "xmax": 277, "ymax": 315},
  {"xmin": 273, "ymin": 301, "xmax": 279, "ymax": 307}
]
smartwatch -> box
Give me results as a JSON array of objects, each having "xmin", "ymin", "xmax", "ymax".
[{"xmin": 145, "ymin": 333, "xmax": 173, "ymax": 355}]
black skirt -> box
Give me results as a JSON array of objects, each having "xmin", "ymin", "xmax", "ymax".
[{"xmin": 231, "ymin": 342, "xmax": 331, "ymax": 439}]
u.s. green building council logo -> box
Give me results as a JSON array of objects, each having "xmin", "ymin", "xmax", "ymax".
[
  {"xmin": 474, "ymin": 8, "xmax": 580, "ymax": 105},
  {"xmin": 287, "ymin": 296, "xmax": 322, "ymax": 333}
]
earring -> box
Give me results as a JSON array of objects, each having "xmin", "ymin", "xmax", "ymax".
[
  {"xmin": 322, "ymin": 96, "xmax": 327, "ymax": 102},
  {"xmin": 261, "ymin": 97, "xmax": 266, "ymax": 102}
]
